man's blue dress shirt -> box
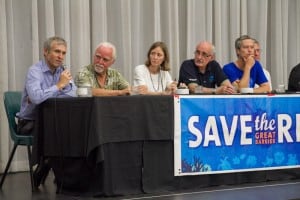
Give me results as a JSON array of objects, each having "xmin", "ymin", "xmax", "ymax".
[{"xmin": 17, "ymin": 60, "xmax": 77, "ymax": 120}]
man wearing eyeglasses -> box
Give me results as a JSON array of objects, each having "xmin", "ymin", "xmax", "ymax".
[
  {"xmin": 75, "ymin": 42, "xmax": 130, "ymax": 96},
  {"xmin": 178, "ymin": 41, "xmax": 235, "ymax": 94}
]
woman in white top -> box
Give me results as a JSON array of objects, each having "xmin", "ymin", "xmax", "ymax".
[{"xmin": 133, "ymin": 41, "xmax": 177, "ymax": 95}]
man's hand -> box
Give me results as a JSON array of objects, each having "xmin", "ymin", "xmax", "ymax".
[
  {"xmin": 57, "ymin": 69, "xmax": 72, "ymax": 90},
  {"xmin": 243, "ymin": 55, "xmax": 255, "ymax": 70},
  {"xmin": 119, "ymin": 87, "xmax": 131, "ymax": 96}
]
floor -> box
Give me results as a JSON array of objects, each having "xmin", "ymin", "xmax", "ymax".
[{"xmin": 1, "ymin": 171, "xmax": 300, "ymax": 200}]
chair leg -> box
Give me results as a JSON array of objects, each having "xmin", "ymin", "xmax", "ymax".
[
  {"xmin": 0, "ymin": 143, "xmax": 18, "ymax": 189},
  {"xmin": 27, "ymin": 145, "xmax": 34, "ymax": 191}
]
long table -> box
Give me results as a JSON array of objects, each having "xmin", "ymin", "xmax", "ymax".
[{"xmin": 33, "ymin": 95, "xmax": 300, "ymax": 196}]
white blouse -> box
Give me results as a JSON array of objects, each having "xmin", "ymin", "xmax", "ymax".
[{"xmin": 133, "ymin": 64, "xmax": 173, "ymax": 92}]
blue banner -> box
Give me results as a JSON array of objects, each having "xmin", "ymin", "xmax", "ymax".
[{"xmin": 174, "ymin": 95, "xmax": 300, "ymax": 176}]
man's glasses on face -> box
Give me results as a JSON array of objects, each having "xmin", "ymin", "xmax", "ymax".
[{"xmin": 194, "ymin": 50, "xmax": 211, "ymax": 58}]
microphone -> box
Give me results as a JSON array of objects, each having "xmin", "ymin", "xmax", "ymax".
[
  {"xmin": 62, "ymin": 64, "xmax": 70, "ymax": 71},
  {"xmin": 61, "ymin": 65, "xmax": 73, "ymax": 84}
]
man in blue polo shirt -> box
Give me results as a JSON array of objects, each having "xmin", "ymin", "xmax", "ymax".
[{"xmin": 178, "ymin": 41, "xmax": 235, "ymax": 94}]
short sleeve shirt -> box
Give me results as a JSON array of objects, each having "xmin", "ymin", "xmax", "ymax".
[
  {"xmin": 178, "ymin": 59, "xmax": 228, "ymax": 88},
  {"xmin": 75, "ymin": 64, "xmax": 129, "ymax": 90},
  {"xmin": 223, "ymin": 61, "xmax": 268, "ymax": 87}
]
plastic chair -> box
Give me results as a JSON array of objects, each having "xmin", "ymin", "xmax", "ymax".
[{"xmin": 0, "ymin": 91, "xmax": 34, "ymax": 191}]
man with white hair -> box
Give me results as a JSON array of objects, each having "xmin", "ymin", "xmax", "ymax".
[{"xmin": 75, "ymin": 42, "xmax": 130, "ymax": 96}]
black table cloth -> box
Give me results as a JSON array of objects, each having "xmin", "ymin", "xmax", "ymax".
[
  {"xmin": 33, "ymin": 96, "xmax": 175, "ymax": 196},
  {"xmin": 32, "ymin": 95, "xmax": 300, "ymax": 197}
]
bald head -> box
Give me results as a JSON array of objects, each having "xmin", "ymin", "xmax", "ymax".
[
  {"xmin": 195, "ymin": 41, "xmax": 215, "ymax": 58},
  {"xmin": 193, "ymin": 41, "xmax": 215, "ymax": 70}
]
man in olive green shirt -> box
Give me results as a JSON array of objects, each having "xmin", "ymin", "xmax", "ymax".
[{"xmin": 75, "ymin": 42, "xmax": 130, "ymax": 96}]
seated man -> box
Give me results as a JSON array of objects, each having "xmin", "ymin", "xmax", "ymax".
[
  {"xmin": 17, "ymin": 36, "xmax": 77, "ymax": 188},
  {"xmin": 75, "ymin": 42, "xmax": 130, "ymax": 96},
  {"xmin": 178, "ymin": 41, "xmax": 235, "ymax": 94},
  {"xmin": 288, "ymin": 63, "xmax": 300, "ymax": 91},
  {"xmin": 223, "ymin": 35, "xmax": 270, "ymax": 93},
  {"xmin": 253, "ymin": 39, "xmax": 272, "ymax": 90}
]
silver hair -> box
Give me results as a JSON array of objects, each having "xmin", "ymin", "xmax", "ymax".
[
  {"xmin": 43, "ymin": 36, "xmax": 67, "ymax": 51},
  {"xmin": 95, "ymin": 42, "xmax": 117, "ymax": 60}
]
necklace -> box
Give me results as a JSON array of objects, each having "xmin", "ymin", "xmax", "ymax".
[{"xmin": 149, "ymin": 69, "xmax": 163, "ymax": 92}]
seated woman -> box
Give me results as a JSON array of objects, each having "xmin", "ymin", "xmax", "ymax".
[{"xmin": 133, "ymin": 41, "xmax": 177, "ymax": 95}]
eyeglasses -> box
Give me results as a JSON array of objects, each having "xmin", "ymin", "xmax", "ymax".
[{"xmin": 194, "ymin": 50, "xmax": 211, "ymax": 58}]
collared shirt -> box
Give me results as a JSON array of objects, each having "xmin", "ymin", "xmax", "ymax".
[
  {"xmin": 75, "ymin": 64, "xmax": 129, "ymax": 90},
  {"xmin": 178, "ymin": 59, "xmax": 228, "ymax": 88},
  {"xmin": 17, "ymin": 60, "xmax": 77, "ymax": 120}
]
